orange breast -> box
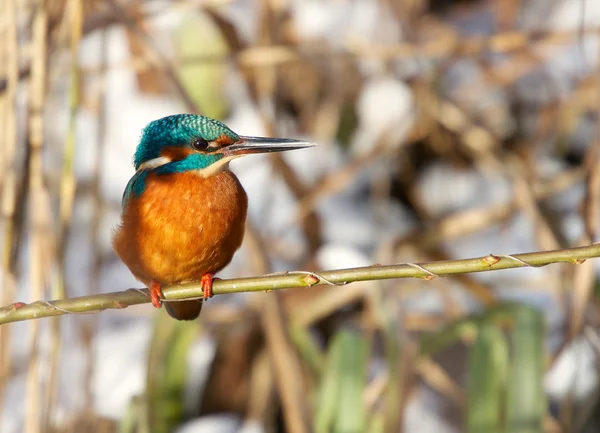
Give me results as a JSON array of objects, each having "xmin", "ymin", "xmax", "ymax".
[{"xmin": 113, "ymin": 170, "xmax": 248, "ymax": 286}]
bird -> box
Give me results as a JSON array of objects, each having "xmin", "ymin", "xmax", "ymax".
[{"xmin": 113, "ymin": 114, "xmax": 314, "ymax": 320}]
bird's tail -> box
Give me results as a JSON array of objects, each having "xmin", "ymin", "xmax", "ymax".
[{"xmin": 164, "ymin": 299, "xmax": 203, "ymax": 321}]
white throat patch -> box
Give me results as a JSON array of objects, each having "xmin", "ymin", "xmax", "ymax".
[
  {"xmin": 192, "ymin": 155, "xmax": 239, "ymax": 178},
  {"xmin": 138, "ymin": 156, "xmax": 171, "ymax": 170}
]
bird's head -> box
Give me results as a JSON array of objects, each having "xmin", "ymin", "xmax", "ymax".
[{"xmin": 134, "ymin": 114, "xmax": 314, "ymax": 177}]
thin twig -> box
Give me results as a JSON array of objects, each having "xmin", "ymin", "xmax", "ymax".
[{"xmin": 0, "ymin": 244, "xmax": 598, "ymax": 325}]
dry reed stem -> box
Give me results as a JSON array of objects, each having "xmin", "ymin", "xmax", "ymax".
[
  {"xmin": 294, "ymin": 130, "xmax": 395, "ymax": 224},
  {"xmin": 239, "ymin": 7, "xmax": 314, "ymax": 430},
  {"xmin": 44, "ymin": 0, "xmax": 84, "ymax": 428},
  {"xmin": 569, "ymin": 109, "xmax": 600, "ymax": 338},
  {"xmin": 244, "ymin": 219, "xmax": 311, "ymax": 433},
  {"xmin": 0, "ymin": 0, "xmax": 19, "ymax": 421},
  {"xmin": 262, "ymin": 294, "xmax": 311, "ymax": 433},
  {"xmin": 511, "ymin": 166, "xmax": 562, "ymax": 251},
  {"xmin": 25, "ymin": 4, "xmax": 48, "ymax": 433},
  {"xmin": 68, "ymin": 26, "xmax": 600, "ymax": 72},
  {"xmin": 104, "ymin": 0, "xmax": 201, "ymax": 113},
  {"xmin": 82, "ymin": 20, "xmax": 110, "ymax": 416},
  {"xmin": 584, "ymin": 146, "xmax": 600, "ymax": 242},
  {"xmin": 561, "ymin": 29, "xmax": 600, "ymax": 340},
  {"xmin": 1, "ymin": 17, "xmax": 598, "ymax": 94},
  {"xmin": 0, "ymin": 0, "xmax": 18, "ymax": 271},
  {"xmin": 246, "ymin": 349, "xmax": 276, "ymax": 425},
  {"xmin": 570, "ymin": 259, "xmax": 595, "ymax": 338},
  {"xmin": 414, "ymin": 357, "xmax": 465, "ymax": 407},
  {"xmin": 421, "ymin": 80, "xmax": 567, "ymax": 311},
  {"xmin": 290, "ymin": 282, "xmax": 369, "ymax": 328},
  {"xmin": 394, "ymin": 168, "xmax": 583, "ymax": 249}
]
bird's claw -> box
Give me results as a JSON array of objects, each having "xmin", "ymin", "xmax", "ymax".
[
  {"xmin": 149, "ymin": 280, "xmax": 164, "ymax": 309},
  {"xmin": 201, "ymin": 273, "xmax": 218, "ymax": 300},
  {"xmin": 149, "ymin": 275, "xmax": 216, "ymax": 308}
]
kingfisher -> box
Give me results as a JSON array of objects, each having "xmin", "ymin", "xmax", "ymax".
[{"xmin": 113, "ymin": 114, "xmax": 314, "ymax": 320}]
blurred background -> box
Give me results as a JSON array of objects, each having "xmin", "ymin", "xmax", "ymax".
[{"xmin": 1, "ymin": 0, "xmax": 600, "ymax": 432}]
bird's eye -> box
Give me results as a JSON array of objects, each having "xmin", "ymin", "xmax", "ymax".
[{"xmin": 192, "ymin": 138, "xmax": 209, "ymax": 151}]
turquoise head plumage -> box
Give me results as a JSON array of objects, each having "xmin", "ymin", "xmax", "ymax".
[
  {"xmin": 134, "ymin": 114, "xmax": 240, "ymax": 170},
  {"xmin": 124, "ymin": 113, "xmax": 314, "ymax": 203}
]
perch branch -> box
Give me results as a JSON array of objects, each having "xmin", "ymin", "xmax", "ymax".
[{"xmin": 1, "ymin": 244, "xmax": 599, "ymax": 325}]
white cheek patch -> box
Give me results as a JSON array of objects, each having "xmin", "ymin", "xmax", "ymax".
[
  {"xmin": 138, "ymin": 156, "xmax": 171, "ymax": 170},
  {"xmin": 193, "ymin": 155, "xmax": 239, "ymax": 178}
]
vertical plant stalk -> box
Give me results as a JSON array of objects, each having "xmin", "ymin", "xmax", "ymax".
[
  {"xmin": 245, "ymin": 222, "xmax": 312, "ymax": 433},
  {"xmin": 0, "ymin": 0, "xmax": 19, "ymax": 422},
  {"xmin": 262, "ymin": 295, "xmax": 312, "ymax": 433},
  {"xmin": 104, "ymin": 0, "xmax": 201, "ymax": 113},
  {"xmin": 0, "ymin": 0, "xmax": 19, "ymax": 272},
  {"xmin": 241, "ymin": 4, "xmax": 314, "ymax": 430},
  {"xmin": 83, "ymin": 12, "xmax": 109, "ymax": 416},
  {"xmin": 45, "ymin": 0, "xmax": 83, "ymax": 428},
  {"xmin": 25, "ymin": 4, "xmax": 47, "ymax": 433},
  {"xmin": 570, "ymin": 65, "xmax": 600, "ymax": 337}
]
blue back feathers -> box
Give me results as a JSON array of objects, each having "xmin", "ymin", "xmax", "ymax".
[
  {"xmin": 123, "ymin": 170, "xmax": 149, "ymax": 206},
  {"xmin": 123, "ymin": 114, "xmax": 239, "ymax": 205}
]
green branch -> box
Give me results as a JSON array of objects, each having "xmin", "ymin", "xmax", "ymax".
[{"xmin": 1, "ymin": 244, "xmax": 598, "ymax": 325}]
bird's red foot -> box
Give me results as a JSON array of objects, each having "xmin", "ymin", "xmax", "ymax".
[
  {"xmin": 200, "ymin": 273, "xmax": 218, "ymax": 300},
  {"xmin": 148, "ymin": 280, "xmax": 164, "ymax": 309}
]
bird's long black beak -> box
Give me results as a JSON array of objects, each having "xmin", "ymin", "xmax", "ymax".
[{"xmin": 224, "ymin": 136, "xmax": 315, "ymax": 156}]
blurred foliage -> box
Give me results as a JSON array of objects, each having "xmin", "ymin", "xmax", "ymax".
[
  {"xmin": 465, "ymin": 305, "xmax": 544, "ymax": 433},
  {"xmin": 145, "ymin": 315, "xmax": 201, "ymax": 432},
  {"xmin": 175, "ymin": 11, "xmax": 230, "ymax": 120},
  {"xmin": 118, "ymin": 314, "xmax": 202, "ymax": 433},
  {"xmin": 315, "ymin": 330, "xmax": 369, "ymax": 433}
]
